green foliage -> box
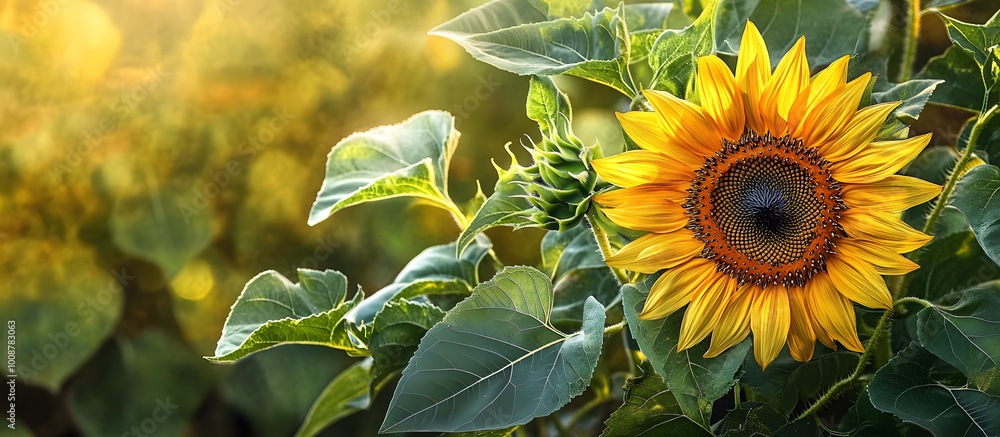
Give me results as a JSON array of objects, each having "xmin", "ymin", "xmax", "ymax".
[
  {"xmin": 208, "ymin": 269, "xmax": 365, "ymax": 361},
  {"xmin": 308, "ymin": 111, "xmax": 461, "ymax": 226},
  {"xmin": 952, "ymin": 164, "xmax": 1000, "ymax": 267},
  {"xmin": 869, "ymin": 343, "xmax": 1000, "ymax": 437},
  {"xmin": 917, "ymin": 287, "xmax": 1000, "ymax": 395},
  {"xmin": 295, "ymin": 359, "xmax": 375, "ymax": 437},
  {"xmin": 380, "ymin": 267, "xmax": 605, "ymax": 433},
  {"xmin": 622, "ymin": 276, "xmax": 749, "ymax": 427},
  {"xmin": 601, "ymin": 360, "xmax": 712, "ymax": 436}
]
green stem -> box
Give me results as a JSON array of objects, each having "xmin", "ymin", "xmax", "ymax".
[
  {"xmin": 796, "ymin": 309, "xmax": 895, "ymax": 421},
  {"xmin": 896, "ymin": 0, "xmax": 920, "ymax": 83},
  {"xmin": 734, "ymin": 381, "xmax": 742, "ymax": 410},
  {"xmin": 894, "ymin": 296, "xmax": 933, "ymax": 308},
  {"xmin": 603, "ymin": 320, "xmax": 626, "ymax": 337},
  {"xmin": 892, "ymin": 105, "xmax": 998, "ymax": 300},
  {"xmin": 586, "ymin": 212, "xmax": 630, "ymax": 284}
]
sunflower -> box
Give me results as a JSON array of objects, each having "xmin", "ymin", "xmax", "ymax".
[{"xmin": 592, "ymin": 22, "xmax": 941, "ymax": 369}]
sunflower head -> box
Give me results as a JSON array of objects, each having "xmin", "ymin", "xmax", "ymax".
[{"xmin": 592, "ymin": 21, "xmax": 941, "ymax": 369}]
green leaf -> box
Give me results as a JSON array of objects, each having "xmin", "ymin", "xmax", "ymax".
[
  {"xmin": 430, "ymin": 2, "xmax": 636, "ymax": 97},
  {"xmin": 724, "ymin": 0, "xmax": 867, "ymax": 67},
  {"xmin": 960, "ymin": 113, "xmax": 1000, "ymax": 166},
  {"xmin": 647, "ymin": 0, "xmax": 719, "ymax": 97},
  {"xmin": 622, "ymin": 275, "xmax": 750, "ymax": 427},
  {"xmin": 869, "ymin": 343, "xmax": 1000, "ymax": 437},
  {"xmin": 295, "ymin": 359, "xmax": 374, "ymax": 437},
  {"xmin": 917, "ymin": 287, "xmax": 1000, "ymax": 395},
  {"xmin": 68, "ymin": 331, "xmax": 215, "ymax": 437},
  {"xmin": 601, "ymin": 360, "xmax": 712, "ymax": 436},
  {"xmin": 368, "ymin": 300, "xmax": 446, "ymax": 376},
  {"xmin": 952, "ymin": 164, "xmax": 1000, "ymax": 267},
  {"xmin": 871, "ymin": 79, "xmax": 943, "ymax": 139},
  {"xmin": 308, "ymin": 111, "xmax": 459, "ymax": 226},
  {"xmin": 624, "ymin": 3, "xmax": 676, "ymax": 64},
  {"xmin": 111, "ymin": 186, "xmax": 211, "ymax": 278},
  {"xmin": 380, "ymin": 267, "xmax": 605, "ymax": 433},
  {"xmin": 540, "ymin": 224, "xmax": 603, "ymax": 281},
  {"xmin": 742, "ymin": 347, "xmax": 859, "ymax": 416},
  {"xmin": 208, "ymin": 269, "xmax": 365, "ymax": 361},
  {"xmin": 916, "ymin": 46, "xmax": 995, "ymax": 112},
  {"xmin": 527, "ymin": 75, "xmax": 573, "ymax": 137},
  {"xmin": 457, "ymin": 151, "xmax": 536, "ymax": 256},
  {"xmin": 347, "ymin": 236, "xmax": 491, "ymax": 326},
  {"xmin": 713, "ymin": 401, "xmax": 787, "ymax": 437},
  {"xmin": 937, "ymin": 11, "xmax": 1000, "ymax": 69}
]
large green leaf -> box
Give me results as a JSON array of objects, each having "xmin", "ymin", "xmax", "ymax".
[
  {"xmin": 111, "ymin": 186, "xmax": 212, "ymax": 278},
  {"xmin": 208, "ymin": 269, "xmax": 365, "ymax": 361},
  {"xmin": 527, "ymin": 75, "xmax": 573, "ymax": 137},
  {"xmin": 960, "ymin": 113, "xmax": 1000, "ymax": 166},
  {"xmin": 551, "ymin": 267, "xmax": 620, "ymax": 330},
  {"xmin": 347, "ymin": 236, "xmax": 491, "ymax": 326},
  {"xmin": 622, "ymin": 275, "xmax": 750, "ymax": 427},
  {"xmin": 918, "ymin": 287, "xmax": 1000, "ymax": 395},
  {"xmin": 68, "ymin": 331, "xmax": 215, "ymax": 437},
  {"xmin": 712, "ymin": 401, "xmax": 788, "ymax": 437},
  {"xmin": 647, "ymin": 0, "xmax": 719, "ymax": 96},
  {"xmin": 917, "ymin": 46, "xmax": 995, "ymax": 112},
  {"xmin": 624, "ymin": 3, "xmax": 676, "ymax": 64},
  {"xmin": 723, "ymin": 0, "xmax": 867, "ymax": 67},
  {"xmin": 905, "ymin": 225, "xmax": 1000, "ymax": 303},
  {"xmin": 601, "ymin": 360, "xmax": 712, "ymax": 436},
  {"xmin": 952, "ymin": 164, "xmax": 1000, "ymax": 267},
  {"xmin": 743, "ymin": 349, "xmax": 859, "ymax": 416},
  {"xmin": 380, "ymin": 267, "xmax": 605, "ymax": 433},
  {"xmin": 869, "ymin": 343, "xmax": 1000, "ymax": 437},
  {"xmin": 540, "ymin": 224, "xmax": 604, "ymax": 281},
  {"xmin": 308, "ymin": 111, "xmax": 459, "ymax": 226},
  {"xmin": 937, "ymin": 11, "xmax": 1000, "ymax": 70},
  {"xmin": 430, "ymin": 1, "xmax": 636, "ymax": 96},
  {"xmin": 295, "ymin": 359, "xmax": 374, "ymax": 437},
  {"xmin": 838, "ymin": 388, "xmax": 902, "ymax": 436}
]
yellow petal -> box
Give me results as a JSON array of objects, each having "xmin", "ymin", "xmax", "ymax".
[
  {"xmin": 831, "ymin": 134, "xmax": 932, "ymax": 183},
  {"xmin": 751, "ymin": 286, "xmax": 790, "ymax": 370},
  {"xmin": 592, "ymin": 150, "xmax": 693, "ymax": 188},
  {"xmin": 736, "ymin": 21, "xmax": 771, "ymax": 132},
  {"xmin": 787, "ymin": 286, "xmax": 816, "ymax": 362},
  {"xmin": 759, "ymin": 37, "xmax": 808, "ymax": 133},
  {"xmin": 643, "ymin": 89, "xmax": 722, "ymax": 158},
  {"xmin": 826, "ymin": 253, "xmax": 893, "ymax": 310},
  {"xmin": 806, "ymin": 272, "xmax": 865, "ymax": 352},
  {"xmin": 785, "ymin": 57, "xmax": 853, "ymax": 139},
  {"xmin": 816, "ymin": 102, "xmax": 901, "ymax": 162},
  {"xmin": 594, "ymin": 184, "xmax": 689, "ymax": 207},
  {"xmin": 616, "ymin": 111, "xmax": 702, "ymax": 167},
  {"xmin": 841, "ymin": 175, "xmax": 942, "ymax": 211},
  {"xmin": 697, "ymin": 55, "xmax": 745, "ymax": 140},
  {"xmin": 841, "ymin": 208, "xmax": 933, "ymax": 253},
  {"xmin": 601, "ymin": 201, "xmax": 688, "ymax": 234},
  {"xmin": 678, "ymin": 275, "xmax": 737, "ymax": 350},
  {"xmin": 837, "ymin": 238, "xmax": 920, "ymax": 276},
  {"xmin": 640, "ymin": 258, "xmax": 717, "ymax": 319},
  {"xmin": 607, "ymin": 229, "xmax": 705, "ymax": 274},
  {"xmin": 704, "ymin": 283, "xmax": 756, "ymax": 358},
  {"xmin": 801, "ymin": 73, "xmax": 871, "ymax": 146}
]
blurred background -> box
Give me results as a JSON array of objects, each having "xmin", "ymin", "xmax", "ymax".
[{"xmin": 0, "ymin": 0, "xmax": 993, "ymax": 435}]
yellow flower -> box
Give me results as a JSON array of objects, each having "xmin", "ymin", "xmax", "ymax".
[{"xmin": 592, "ymin": 22, "xmax": 941, "ymax": 369}]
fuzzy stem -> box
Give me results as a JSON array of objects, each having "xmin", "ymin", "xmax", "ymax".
[
  {"xmin": 796, "ymin": 309, "xmax": 894, "ymax": 420},
  {"xmin": 603, "ymin": 320, "xmax": 626, "ymax": 337},
  {"xmin": 892, "ymin": 105, "xmax": 998, "ymax": 300},
  {"xmin": 586, "ymin": 212, "xmax": 630, "ymax": 284},
  {"xmin": 896, "ymin": 0, "xmax": 921, "ymax": 83}
]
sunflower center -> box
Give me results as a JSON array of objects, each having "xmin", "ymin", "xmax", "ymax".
[{"xmin": 685, "ymin": 130, "xmax": 846, "ymax": 287}]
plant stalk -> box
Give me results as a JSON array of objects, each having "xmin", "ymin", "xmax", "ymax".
[
  {"xmin": 796, "ymin": 308, "xmax": 894, "ymax": 420},
  {"xmin": 892, "ymin": 105, "xmax": 998, "ymax": 300},
  {"xmin": 896, "ymin": 0, "xmax": 921, "ymax": 83}
]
